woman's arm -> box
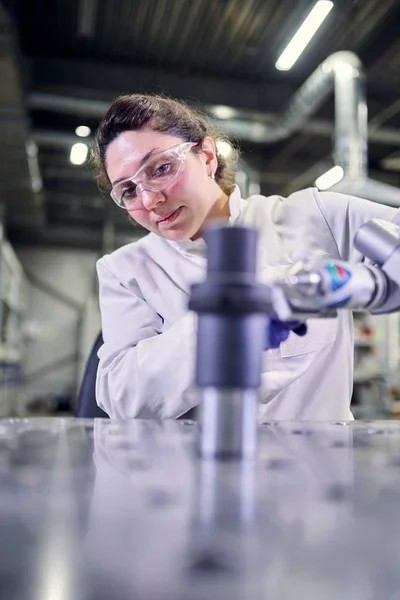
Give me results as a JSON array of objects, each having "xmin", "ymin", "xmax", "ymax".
[
  {"xmin": 272, "ymin": 187, "xmax": 400, "ymax": 263},
  {"xmin": 96, "ymin": 257, "xmax": 315, "ymax": 419},
  {"xmin": 95, "ymin": 259, "xmax": 197, "ymax": 420},
  {"xmin": 315, "ymin": 189, "xmax": 400, "ymax": 262}
]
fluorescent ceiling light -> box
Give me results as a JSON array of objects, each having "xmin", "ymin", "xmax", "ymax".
[
  {"xmin": 70, "ymin": 143, "xmax": 88, "ymax": 165},
  {"xmin": 315, "ymin": 165, "xmax": 344, "ymax": 190},
  {"xmin": 75, "ymin": 125, "xmax": 91, "ymax": 137},
  {"xmin": 275, "ymin": 1, "xmax": 334, "ymax": 71},
  {"xmin": 216, "ymin": 140, "xmax": 233, "ymax": 157},
  {"xmin": 212, "ymin": 105, "xmax": 236, "ymax": 120}
]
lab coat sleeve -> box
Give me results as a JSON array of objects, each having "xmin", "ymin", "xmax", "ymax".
[
  {"xmin": 272, "ymin": 187, "xmax": 400, "ymax": 263},
  {"xmin": 315, "ymin": 189, "xmax": 400, "ymax": 262},
  {"xmin": 95, "ymin": 259, "xmax": 197, "ymax": 420}
]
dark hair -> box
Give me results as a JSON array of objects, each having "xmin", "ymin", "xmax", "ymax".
[{"xmin": 93, "ymin": 94, "xmax": 239, "ymax": 196}]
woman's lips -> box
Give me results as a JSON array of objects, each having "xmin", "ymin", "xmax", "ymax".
[{"xmin": 157, "ymin": 207, "xmax": 183, "ymax": 226}]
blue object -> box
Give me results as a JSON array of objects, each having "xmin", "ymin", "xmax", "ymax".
[{"xmin": 267, "ymin": 317, "xmax": 308, "ymax": 350}]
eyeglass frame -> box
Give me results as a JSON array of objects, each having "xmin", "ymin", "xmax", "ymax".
[{"xmin": 109, "ymin": 141, "xmax": 199, "ymax": 210}]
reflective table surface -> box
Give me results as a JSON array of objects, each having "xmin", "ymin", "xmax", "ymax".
[{"xmin": 1, "ymin": 418, "xmax": 400, "ymax": 599}]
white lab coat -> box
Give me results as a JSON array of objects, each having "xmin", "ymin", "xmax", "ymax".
[{"xmin": 96, "ymin": 186, "xmax": 400, "ymax": 421}]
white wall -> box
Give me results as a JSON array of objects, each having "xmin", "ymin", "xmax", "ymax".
[{"xmin": 16, "ymin": 247, "xmax": 101, "ymax": 410}]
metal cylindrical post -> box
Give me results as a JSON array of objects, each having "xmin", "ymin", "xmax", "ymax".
[
  {"xmin": 189, "ymin": 225, "xmax": 272, "ymax": 461},
  {"xmin": 199, "ymin": 388, "xmax": 259, "ymax": 460}
]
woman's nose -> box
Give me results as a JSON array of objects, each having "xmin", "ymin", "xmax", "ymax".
[{"xmin": 139, "ymin": 187, "xmax": 165, "ymax": 211}]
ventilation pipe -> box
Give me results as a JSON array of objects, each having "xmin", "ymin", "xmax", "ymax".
[
  {"xmin": 239, "ymin": 50, "xmax": 400, "ymax": 206},
  {"xmin": 216, "ymin": 51, "xmax": 400, "ymax": 205}
]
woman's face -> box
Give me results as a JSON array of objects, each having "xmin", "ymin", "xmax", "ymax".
[{"xmin": 105, "ymin": 128, "xmax": 222, "ymax": 241}]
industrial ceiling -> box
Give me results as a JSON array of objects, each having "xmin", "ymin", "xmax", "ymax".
[{"xmin": 1, "ymin": 0, "xmax": 400, "ymax": 249}]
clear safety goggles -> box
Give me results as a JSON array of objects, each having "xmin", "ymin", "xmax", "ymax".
[{"xmin": 110, "ymin": 141, "xmax": 198, "ymax": 210}]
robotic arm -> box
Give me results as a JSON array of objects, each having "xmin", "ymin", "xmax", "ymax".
[
  {"xmin": 354, "ymin": 218, "xmax": 400, "ymax": 314},
  {"xmin": 271, "ymin": 218, "xmax": 400, "ymax": 320}
]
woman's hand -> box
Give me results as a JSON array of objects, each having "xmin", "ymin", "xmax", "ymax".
[{"xmin": 266, "ymin": 316, "xmax": 308, "ymax": 350}]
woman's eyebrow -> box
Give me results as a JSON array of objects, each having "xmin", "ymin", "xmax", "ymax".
[{"xmin": 112, "ymin": 147, "xmax": 161, "ymax": 186}]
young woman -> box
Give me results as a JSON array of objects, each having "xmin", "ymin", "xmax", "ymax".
[{"xmin": 93, "ymin": 94, "xmax": 400, "ymax": 421}]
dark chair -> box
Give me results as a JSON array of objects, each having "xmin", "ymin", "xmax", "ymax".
[{"xmin": 77, "ymin": 331, "xmax": 109, "ymax": 418}]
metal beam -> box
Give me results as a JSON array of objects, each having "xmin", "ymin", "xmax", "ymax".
[
  {"xmin": 33, "ymin": 129, "xmax": 95, "ymax": 148},
  {"xmin": 30, "ymin": 57, "xmax": 295, "ymax": 114},
  {"xmin": 44, "ymin": 191, "xmax": 103, "ymax": 208},
  {"xmin": 30, "ymin": 98, "xmax": 400, "ymax": 147},
  {"xmin": 43, "ymin": 165, "xmax": 94, "ymax": 181}
]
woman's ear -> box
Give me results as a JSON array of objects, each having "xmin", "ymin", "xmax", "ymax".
[{"xmin": 199, "ymin": 136, "xmax": 218, "ymax": 179}]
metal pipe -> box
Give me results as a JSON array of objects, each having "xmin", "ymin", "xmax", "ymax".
[
  {"xmin": 28, "ymin": 94, "xmax": 109, "ymax": 118},
  {"xmin": 269, "ymin": 51, "xmax": 400, "ymax": 206},
  {"xmin": 256, "ymin": 52, "xmax": 367, "ymax": 179},
  {"xmin": 331, "ymin": 55, "xmax": 367, "ymax": 179},
  {"xmin": 33, "ymin": 130, "xmax": 95, "ymax": 148},
  {"xmin": 28, "ymin": 70, "xmax": 400, "ymax": 150}
]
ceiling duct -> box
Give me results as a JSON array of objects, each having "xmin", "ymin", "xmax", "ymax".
[
  {"xmin": 219, "ymin": 50, "xmax": 400, "ymax": 205},
  {"xmin": 0, "ymin": 2, "xmax": 44, "ymax": 227},
  {"xmin": 211, "ymin": 51, "xmax": 399, "ymax": 205},
  {"xmin": 28, "ymin": 91, "xmax": 400, "ymax": 148}
]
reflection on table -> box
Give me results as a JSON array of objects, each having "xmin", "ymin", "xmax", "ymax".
[{"xmin": 0, "ymin": 418, "xmax": 400, "ymax": 599}]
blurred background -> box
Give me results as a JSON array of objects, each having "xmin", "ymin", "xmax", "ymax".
[{"xmin": 0, "ymin": 0, "xmax": 399, "ymax": 418}]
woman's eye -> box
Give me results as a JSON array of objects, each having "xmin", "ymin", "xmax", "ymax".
[
  {"xmin": 153, "ymin": 162, "xmax": 171, "ymax": 177},
  {"xmin": 121, "ymin": 185, "xmax": 137, "ymax": 199}
]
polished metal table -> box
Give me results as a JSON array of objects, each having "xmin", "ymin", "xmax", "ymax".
[{"xmin": 0, "ymin": 418, "xmax": 399, "ymax": 599}]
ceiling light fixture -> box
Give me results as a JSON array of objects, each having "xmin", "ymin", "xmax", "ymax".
[
  {"xmin": 275, "ymin": 1, "xmax": 334, "ymax": 71},
  {"xmin": 212, "ymin": 105, "xmax": 237, "ymax": 120},
  {"xmin": 75, "ymin": 125, "xmax": 91, "ymax": 137},
  {"xmin": 70, "ymin": 143, "xmax": 88, "ymax": 165},
  {"xmin": 315, "ymin": 165, "xmax": 344, "ymax": 190}
]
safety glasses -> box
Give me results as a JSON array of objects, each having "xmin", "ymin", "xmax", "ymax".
[{"xmin": 110, "ymin": 141, "xmax": 198, "ymax": 210}]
